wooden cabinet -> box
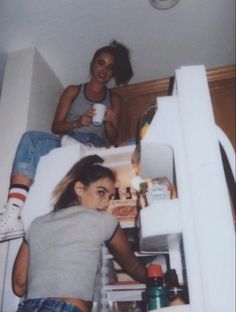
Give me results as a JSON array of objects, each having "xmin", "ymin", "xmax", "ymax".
[
  {"xmin": 208, "ymin": 66, "xmax": 235, "ymax": 149},
  {"xmin": 113, "ymin": 65, "xmax": 235, "ymax": 149}
]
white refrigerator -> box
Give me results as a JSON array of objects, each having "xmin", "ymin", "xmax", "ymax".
[
  {"xmin": 139, "ymin": 65, "xmax": 235, "ymax": 312},
  {"xmin": 1, "ymin": 65, "xmax": 235, "ymax": 312}
]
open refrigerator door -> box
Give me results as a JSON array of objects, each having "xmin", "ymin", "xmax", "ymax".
[{"xmin": 139, "ymin": 65, "xmax": 235, "ymax": 312}]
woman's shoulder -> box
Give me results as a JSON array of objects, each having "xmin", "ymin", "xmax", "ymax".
[
  {"xmin": 63, "ymin": 84, "xmax": 81, "ymax": 96},
  {"xmin": 26, "ymin": 212, "xmax": 51, "ymax": 236},
  {"xmin": 98, "ymin": 210, "xmax": 118, "ymax": 225},
  {"xmin": 29, "ymin": 206, "xmax": 83, "ymax": 228},
  {"xmin": 30, "ymin": 211, "xmax": 53, "ymax": 225},
  {"xmin": 85, "ymin": 208, "xmax": 116, "ymax": 222},
  {"xmin": 57, "ymin": 84, "xmax": 82, "ymax": 103}
]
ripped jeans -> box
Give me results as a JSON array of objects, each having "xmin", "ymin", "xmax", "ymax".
[{"xmin": 11, "ymin": 130, "xmax": 106, "ymax": 182}]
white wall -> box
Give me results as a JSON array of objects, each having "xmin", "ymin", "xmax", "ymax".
[
  {"xmin": 27, "ymin": 49, "xmax": 63, "ymax": 131},
  {"xmin": 0, "ymin": 47, "xmax": 63, "ymax": 311}
]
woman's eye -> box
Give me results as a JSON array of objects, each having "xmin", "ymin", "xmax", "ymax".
[
  {"xmin": 97, "ymin": 59, "xmax": 104, "ymax": 66},
  {"xmin": 98, "ymin": 190, "xmax": 105, "ymax": 197}
]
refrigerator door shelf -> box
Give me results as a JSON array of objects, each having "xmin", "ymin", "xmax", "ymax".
[
  {"xmin": 140, "ymin": 232, "xmax": 181, "ymax": 253},
  {"xmin": 139, "ymin": 199, "xmax": 182, "ymax": 252},
  {"xmin": 140, "ymin": 142, "xmax": 174, "ymax": 184}
]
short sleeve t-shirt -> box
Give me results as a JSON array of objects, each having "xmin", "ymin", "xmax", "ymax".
[{"xmin": 25, "ymin": 205, "xmax": 118, "ymax": 300}]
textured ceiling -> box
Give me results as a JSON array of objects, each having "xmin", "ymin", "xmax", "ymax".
[{"xmin": 0, "ymin": 0, "xmax": 235, "ymax": 90}]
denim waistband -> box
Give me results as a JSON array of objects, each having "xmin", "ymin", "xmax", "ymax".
[{"xmin": 17, "ymin": 298, "xmax": 84, "ymax": 312}]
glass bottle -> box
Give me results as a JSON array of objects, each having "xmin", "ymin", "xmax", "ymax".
[
  {"xmin": 125, "ymin": 186, "xmax": 132, "ymax": 199},
  {"xmin": 139, "ymin": 181, "xmax": 149, "ymax": 208},
  {"xmin": 114, "ymin": 187, "xmax": 120, "ymax": 200}
]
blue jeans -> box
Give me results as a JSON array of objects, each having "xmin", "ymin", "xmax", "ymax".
[
  {"xmin": 11, "ymin": 130, "xmax": 106, "ymax": 182},
  {"xmin": 69, "ymin": 131, "xmax": 106, "ymax": 147},
  {"xmin": 12, "ymin": 131, "xmax": 60, "ymax": 182},
  {"xmin": 16, "ymin": 298, "xmax": 83, "ymax": 312}
]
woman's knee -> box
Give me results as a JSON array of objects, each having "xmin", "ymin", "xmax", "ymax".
[
  {"xmin": 20, "ymin": 131, "xmax": 39, "ymax": 144},
  {"xmin": 19, "ymin": 131, "xmax": 52, "ymax": 146}
]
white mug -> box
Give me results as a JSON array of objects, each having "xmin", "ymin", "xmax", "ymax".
[{"xmin": 92, "ymin": 103, "xmax": 106, "ymax": 125}]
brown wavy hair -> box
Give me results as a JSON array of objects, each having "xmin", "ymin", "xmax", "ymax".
[
  {"xmin": 90, "ymin": 40, "xmax": 133, "ymax": 86},
  {"xmin": 52, "ymin": 155, "xmax": 116, "ymax": 211}
]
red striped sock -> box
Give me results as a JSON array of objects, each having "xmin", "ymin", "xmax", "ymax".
[{"xmin": 7, "ymin": 184, "xmax": 29, "ymax": 208}]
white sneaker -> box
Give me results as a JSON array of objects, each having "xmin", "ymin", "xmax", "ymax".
[{"xmin": 0, "ymin": 204, "xmax": 24, "ymax": 241}]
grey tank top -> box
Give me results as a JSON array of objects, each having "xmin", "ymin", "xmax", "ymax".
[
  {"xmin": 25, "ymin": 205, "xmax": 118, "ymax": 301},
  {"xmin": 66, "ymin": 84, "xmax": 111, "ymax": 140}
]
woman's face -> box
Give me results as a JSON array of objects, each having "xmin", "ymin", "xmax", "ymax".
[
  {"xmin": 75, "ymin": 177, "xmax": 115, "ymax": 211},
  {"xmin": 91, "ymin": 52, "xmax": 115, "ymax": 84}
]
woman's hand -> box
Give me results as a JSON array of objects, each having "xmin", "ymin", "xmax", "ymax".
[
  {"xmin": 79, "ymin": 108, "xmax": 95, "ymax": 126},
  {"xmin": 104, "ymin": 107, "xmax": 116, "ymax": 123}
]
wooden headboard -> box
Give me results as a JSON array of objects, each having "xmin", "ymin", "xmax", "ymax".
[{"xmin": 112, "ymin": 65, "xmax": 236, "ymax": 149}]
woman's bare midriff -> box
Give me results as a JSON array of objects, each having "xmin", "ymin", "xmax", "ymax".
[{"xmin": 55, "ymin": 297, "xmax": 92, "ymax": 312}]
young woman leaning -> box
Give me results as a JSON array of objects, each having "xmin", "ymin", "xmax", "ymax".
[{"xmin": 12, "ymin": 155, "xmax": 146, "ymax": 312}]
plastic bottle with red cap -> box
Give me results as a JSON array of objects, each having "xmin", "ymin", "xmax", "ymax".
[{"xmin": 146, "ymin": 264, "xmax": 169, "ymax": 310}]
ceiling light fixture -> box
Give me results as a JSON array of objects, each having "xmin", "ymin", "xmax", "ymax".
[{"xmin": 149, "ymin": 0, "xmax": 179, "ymax": 10}]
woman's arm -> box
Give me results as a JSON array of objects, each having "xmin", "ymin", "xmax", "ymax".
[
  {"xmin": 51, "ymin": 85, "xmax": 94, "ymax": 135},
  {"xmin": 107, "ymin": 225, "xmax": 146, "ymax": 283},
  {"xmin": 104, "ymin": 92, "xmax": 121, "ymax": 146},
  {"xmin": 12, "ymin": 241, "xmax": 29, "ymax": 297}
]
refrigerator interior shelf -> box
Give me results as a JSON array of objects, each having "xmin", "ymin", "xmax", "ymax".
[
  {"xmin": 140, "ymin": 233, "xmax": 181, "ymax": 252},
  {"xmin": 106, "ymin": 288, "xmax": 144, "ymax": 301},
  {"xmin": 119, "ymin": 218, "xmax": 138, "ymax": 229},
  {"xmin": 139, "ymin": 198, "xmax": 182, "ymax": 252},
  {"xmin": 104, "ymin": 282, "xmax": 145, "ymax": 291},
  {"xmin": 104, "ymin": 250, "xmax": 168, "ymax": 260}
]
